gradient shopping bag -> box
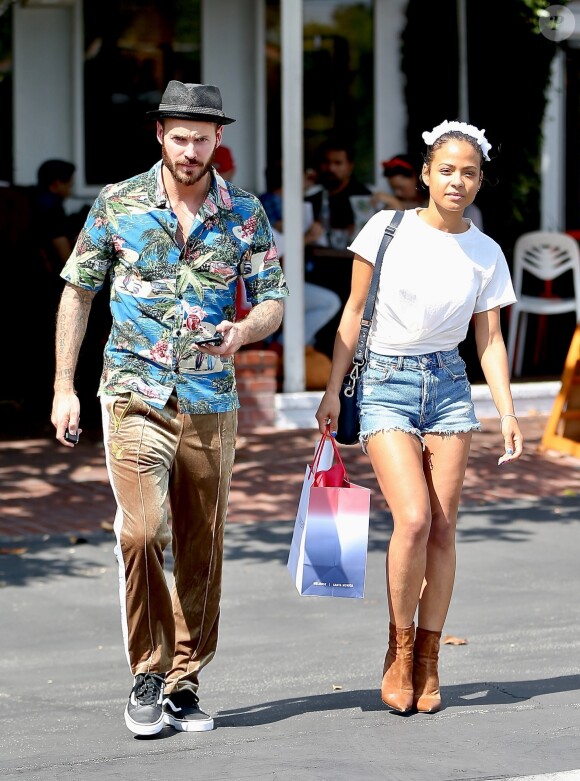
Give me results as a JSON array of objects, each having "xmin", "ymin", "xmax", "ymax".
[{"xmin": 287, "ymin": 430, "xmax": 370, "ymax": 598}]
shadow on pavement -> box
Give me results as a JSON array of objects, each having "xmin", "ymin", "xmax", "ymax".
[
  {"xmin": 456, "ymin": 496, "xmax": 580, "ymax": 542},
  {"xmin": 0, "ymin": 533, "xmax": 115, "ymax": 586},
  {"xmin": 2, "ymin": 495, "xmax": 579, "ymax": 587},
  {"xmin": 215, "ymin": 674, "xmax": 580, "ymax": 727}
]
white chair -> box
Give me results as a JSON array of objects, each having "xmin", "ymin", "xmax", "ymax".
[{"xmin": 507, "ymin": 231, "xmax": 580, "ymax": 377}]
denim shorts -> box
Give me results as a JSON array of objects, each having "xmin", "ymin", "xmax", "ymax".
[{"xmin": 358, "ymin": 348, "xmax": 480, "ymax": 450}]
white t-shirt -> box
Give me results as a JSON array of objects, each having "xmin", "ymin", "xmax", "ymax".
[{"xmin": 347, "ymin": 208, "xmax": 516, "ymax": 356}]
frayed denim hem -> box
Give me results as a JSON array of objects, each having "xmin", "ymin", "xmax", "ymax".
[
  {"xmin": 422, "ymin": 423, "xmax": 482, "ymax": 436},
  {"xmin": 360, "ymin": 426, "xmax": 424, "ymax": 455},
  {"xmin": 360, "ymin": 423, "xmax": 481, "ymax": 455}
]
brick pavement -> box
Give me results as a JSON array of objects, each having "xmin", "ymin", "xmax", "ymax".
[{"xmin": 0, "ymin": 415, "xmax": 578, "ymax": 542}]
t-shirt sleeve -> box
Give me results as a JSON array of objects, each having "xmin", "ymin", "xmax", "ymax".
[
  {"xmin": 473, "ymin": 248, "xmax": 517, "ymax": 313},
  {"xmin": 347, "ymin": 209, "xmax": 396, "ymax": 264}
]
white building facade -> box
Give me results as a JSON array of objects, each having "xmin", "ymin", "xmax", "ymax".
[{"xmin": 8, "ymin": 0, "xmax": 572, "ymax": 390}]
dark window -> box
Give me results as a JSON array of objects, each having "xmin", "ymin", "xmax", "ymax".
[
  {"xmin": 265, "ymin": 0, "xmax": 374, "ymax": 182},
  {"xmin": 565, "ymin": 43, "xmax": 580, "ymax": 232},
  {"xmin": 83, "ymin": 0, "xmax": 201, "ymax": 185}
]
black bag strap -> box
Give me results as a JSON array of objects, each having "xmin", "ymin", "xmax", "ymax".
[{"xmin": 352, "ymin": 209, "xmax": 404, "ymax": 366}]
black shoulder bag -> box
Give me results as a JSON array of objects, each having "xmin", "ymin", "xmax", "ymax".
[{"xmin": 335, "ymin": 210, "xmax": 404, "ymax": 445}]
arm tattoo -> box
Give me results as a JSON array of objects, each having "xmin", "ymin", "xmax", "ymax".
[{"xmin": 54, "ymin": 284, "xmax": 97, "ymax": 392}]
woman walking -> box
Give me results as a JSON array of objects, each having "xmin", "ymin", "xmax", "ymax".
[{"xmin": 315, "ymin": 120, "xmax": 523, "ymax": 714}]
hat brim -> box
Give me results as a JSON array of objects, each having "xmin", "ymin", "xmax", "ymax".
[{"xmin": 147, "ymin": 110, "xmax": 235, "ymax": 125}]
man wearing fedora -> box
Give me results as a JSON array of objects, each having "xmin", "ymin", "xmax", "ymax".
[{"xmin": 51, "ymin": 81, "xmax": 288, "ymax": 736}]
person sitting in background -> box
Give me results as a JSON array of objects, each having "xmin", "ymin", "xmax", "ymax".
[
  {"xmin": 27, "ymin": 160, "xmax": 78, "ymax": 431},
  {"xmin": 258, "ymin": 162, "xmax": 284, "ymax": 233},
  {"xmin": 33, "ymin": 158, "xmax": 76, "ymax": 274},
  {"xmin": 258, "ymin": 161, "xmax": 341, "ymax": 387},
  {"xmin": 270, "ymin": 226, "xmax": 340, "ymax": 353},
  {"xmin": 305, "ymin": 137, "xmax": 372, "ymax": 249},
  {"xmin": 375, "ymin": 153, "xmax": 484, "ymax": 230},
  {"xmin": 373, "ymin": 154, "xmax": 424, "ymax": 211},
  {"xmin": 212, "ymin": 144, "xmax": 236, "ymax": 181},
  {"xmin": 259, "ymin": 161, "xmax": 324, "ymax": 244}
]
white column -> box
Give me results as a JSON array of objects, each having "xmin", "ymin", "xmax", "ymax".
[
  {"xmin": 373, "ymin": 0, "xmax": 407, "ymax": 188},
  {"xmin": 201, "ymin": 0, "xmax": 260, "ymax": 192},
  {"xmin": 541, "ymin": 49, "xmax": 565, "ymax": 231},
  {"xmin": 13, "ymin": 4, "xmax": 74, "ymax": 185},
  {"xmin": 254, "ymin": 0, "xmax": 267, "ymax": 196},
  {"xmin": 281, "ymin": 0, "xmax": 305, "ymax": 392}
]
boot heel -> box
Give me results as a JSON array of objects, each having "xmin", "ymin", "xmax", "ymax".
[{"xmin": 381, "ymin": 622, "xmax": 415, "ymax": 713}]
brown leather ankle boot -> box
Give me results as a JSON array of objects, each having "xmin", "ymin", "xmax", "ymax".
[
  {"xmin": 413, "ymin": 626, "xmax": 442, "ymax": 713},
  {"xmin": 381, "ymin": 622, "xmax": 415, "ymax": 713}
]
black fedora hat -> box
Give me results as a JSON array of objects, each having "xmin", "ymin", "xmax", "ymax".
[{"xmin": 147, "ymin": 81, "xmax": 236, "ymax": 124}]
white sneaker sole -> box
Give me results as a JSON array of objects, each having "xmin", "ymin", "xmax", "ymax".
[
  {"xmin": 124, "ymin": 707, "xmax": 164, "ymax": 736},
  {"xmin": 163, "ymin": 712, "xmax": 214, "ymax": 732}
]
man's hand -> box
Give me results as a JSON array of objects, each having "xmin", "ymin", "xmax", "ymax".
[
  {"xmin": 52, "ymin": 390, "xmax": 82, "ymax": 448},
  {"xmin": 196, "ymin": 321, "xmax": 244, "ymax": 358},
  {"xmin": 195, "ymin": 300, "xmax": 284, "ymax": 358},
  {"xmin": 305, "ymin": 220, "xmax": 325, "ymax": 245}
]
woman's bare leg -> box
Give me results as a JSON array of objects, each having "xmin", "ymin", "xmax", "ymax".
[
  {"xmin": 365, "ymin": 429, "xmax": 431, "ymax": 627},
  {"xmin": 417, "ymin": 431, "xmax": 472, "ymax": 631},
  {"xmin": 368, "ymin": 428, "xmax": 472, "ymax": 712},
  {"xmin": 366, "ymin": 429, "xmax": 471, "ymax": 627},
  {"xmin": 367, "ymin": 429, "xmax": 431, "ymax": 711}
]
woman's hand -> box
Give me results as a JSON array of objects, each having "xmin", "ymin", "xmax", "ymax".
[
  {"xmin": 497, "ymin": 414, "xmax": 524, "ymax": 466},
  {"xmin": 315, "ymin": 390, "xmax": 341, "ymax": 437}
]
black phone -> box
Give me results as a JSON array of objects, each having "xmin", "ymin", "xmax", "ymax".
[
  {"xmin": 194, "ymin": 333, "xmax": 224, "ymax": 346},
  {"xmin": 64, "ymin": 428, "xmax": 80, "ymax": 445}
]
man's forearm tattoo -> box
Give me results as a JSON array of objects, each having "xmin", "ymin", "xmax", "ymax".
[{"xmin": 54, "ymin": 285, "xmax": 95, "ymax": 390}]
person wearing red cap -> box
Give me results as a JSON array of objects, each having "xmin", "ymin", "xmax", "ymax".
[
  {"xmin": 213, "ymin": 144, "xmax": 236, "ymax": 180},
  {"xmin": 375, "ymin": 154, "xmax": 425, "ymax": 210}
]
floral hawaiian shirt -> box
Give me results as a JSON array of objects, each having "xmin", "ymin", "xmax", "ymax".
[{"xmin": 61, "ymin": 161, "xmax": 288, "ymax": 414}]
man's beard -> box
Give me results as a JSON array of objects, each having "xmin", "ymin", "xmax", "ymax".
[
  {"xmin": 162, "ymin": 143, "xmax": 216, "ymax": 186},
  {"xmin": 319, "ymin": 171, "xmax": 341, "ymax": 191}
]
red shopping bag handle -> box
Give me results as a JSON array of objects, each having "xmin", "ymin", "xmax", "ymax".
[{"xmin": 309, "ymin": 426, "xmax": 349, "ymax": 485}]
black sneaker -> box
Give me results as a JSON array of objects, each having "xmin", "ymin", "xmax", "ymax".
[
  {"xmin": 124, "ymin": 673, "xmax": 165, "ymax": 735},
  {"xmin": 163, "ymin": 689, "xmax": 214, "ymax": 732}
]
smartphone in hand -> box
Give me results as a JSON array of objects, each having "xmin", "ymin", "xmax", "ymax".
[
  {"xmin": 194, "ymin": 333, "xmax": 224, "ymax": 347},
  {"xmin": 64, "ymin": 428, "xmax": 80, "ymax": 445}
]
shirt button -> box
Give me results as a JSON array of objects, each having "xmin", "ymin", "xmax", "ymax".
[{"xmin": 176, "ymin": 330, "xmax": 181, "ymax": 336}]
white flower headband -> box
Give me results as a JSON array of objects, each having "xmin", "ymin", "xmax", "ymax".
[{"xmin": 422, "ymin": 120, "xmax": 492, "ymax": 161}]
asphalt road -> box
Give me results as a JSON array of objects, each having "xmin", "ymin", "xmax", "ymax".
[{"xmin": 1, "ymin": 492, "xmax": 579, "ymax": 781}]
